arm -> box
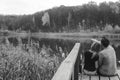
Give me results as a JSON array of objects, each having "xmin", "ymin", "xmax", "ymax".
[{"xmin": 92, "ymin": 54, "xmax": 99, "ymax": 61}]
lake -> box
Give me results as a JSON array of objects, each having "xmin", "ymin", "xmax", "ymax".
[{"xmin": 3, "ymin": 36, "xmax": 120, "ymax": 59}]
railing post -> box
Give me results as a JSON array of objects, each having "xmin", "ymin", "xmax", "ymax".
[
  {"xmin": 73, "ymin": 46, "xmax": 80, "ymax": 80},
  {"xmin": 71, "ymin": 70, "xmax": 74, "ymax": 80}
]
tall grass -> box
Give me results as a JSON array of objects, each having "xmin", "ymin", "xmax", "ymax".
[{"xmin": 0, "ymin": 44, "xmax": 63, "ymax": 80}]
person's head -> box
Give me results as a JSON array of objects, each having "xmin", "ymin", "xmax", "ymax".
[
  {"xmin": 91, "ymin": 42, "xmax": 101, "ymax": 52},
  {"xmin": 101, "ymin": 37, "xmax": 110, "ymax": 48}
]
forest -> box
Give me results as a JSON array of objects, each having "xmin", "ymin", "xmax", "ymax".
[{"xmin": 0, "ymin": 1, "xmax": 120, "ymax": 32}]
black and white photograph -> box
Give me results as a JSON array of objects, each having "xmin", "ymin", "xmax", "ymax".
[{"xmin": 0, "ymin": 0, "xmax": 120, "ymax": 80}]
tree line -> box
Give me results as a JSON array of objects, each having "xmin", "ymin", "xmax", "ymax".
[{"xmin": 0, "ymin": 1, "xmax": 120, "ymax": 32}]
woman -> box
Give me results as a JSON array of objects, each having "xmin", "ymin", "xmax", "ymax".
[{"xmin": 83, "ymin": 40, "xmax": 101, "ymax": 75}]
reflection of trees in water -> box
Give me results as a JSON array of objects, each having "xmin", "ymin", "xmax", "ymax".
[
  {"xmin": 110, "ymin": 41, "xmax": 120, "ymax": 60},
  {"xmin": 8, "ymin": 38, "xmax": 18, "ymax": 46},
  {"xmin": 112, "ymin": 45, "xmax": 120, "ymax": 61},
  {"xmin": 1, "ymin": 37, "xmax": 120, "ymax": 60},
  {"xmin": 2, "ymin": 37, "xmax": 120, "ymax": 61},
  {"xmin": 28, "ymin": 38, "xmax": 74, "ymax": 58},
  {"xmin": 3, "ymin": 37, "xmax": 75, "ymax": 60}
]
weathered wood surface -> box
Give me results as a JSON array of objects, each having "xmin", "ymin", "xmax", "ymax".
[
  {"xmin": 91, "ymin": 76, "xmax": 99, "ymax": 80},
  {"xmin": 100, "ymin": 76, "xmax": 109, "ymax": 80},
  {"xmin": 51, "ymin": 43, "xmax": 80, "ymax": 80},
  {"xmin": 110, "ymin": 76, "xmax": 119, "ymax": 80},
  {"xmin": 81, "ymin": 75, "xmax": 89, "ymax": 80},
  {"xmin": 117, "ymin": 69, "xmax": 120, "ymax": 80},
  {"xmin": 79, "ymin": 69, "xmax": 120, "ymax": 80}
]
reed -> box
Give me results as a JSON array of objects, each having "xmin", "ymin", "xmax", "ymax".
[{"xmin": 0, "ymin": 44, "xmax": 62, "ymax": 80}]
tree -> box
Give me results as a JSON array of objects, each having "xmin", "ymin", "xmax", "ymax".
[
  {"xmin": 42, "ymin": 12, "xmax": 50, "ymax": 26},
  {"xmin": 0, "ymin": 1, "xmax": 120, "ymax": 32},
  {"xmin": 67, "ymin": 12, "xmax": 72, "ymax": 30},
  {"xmin": 104, "ymin": 24, "xmax": 113, "ymax": 31}
]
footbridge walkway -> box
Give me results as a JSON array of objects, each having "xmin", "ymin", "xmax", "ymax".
[{"xmin": 52, "ymin": 43, "xmax": 120, "ymax": 80}]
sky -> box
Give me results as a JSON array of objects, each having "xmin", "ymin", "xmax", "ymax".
[{"xmin": 0, "ymin": 0, "xmax": 119, "ymax": 15}]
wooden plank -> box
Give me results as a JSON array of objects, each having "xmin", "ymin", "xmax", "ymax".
[
  {"xmin": 117, "ymin": 69, "xmax": 120, "ymax": 80},
  {"xmin": 109, "ymin": 76, "xmax": 119, "ymax": 80},
  {"xmin": 79, "ymin": 75, "xmax": 90, "ymax": 80},
  {"xmin": 100, "ymin": 76, "xmax": 109, "ymax": 80},
  {"xmin": 91, "ymin": 75, "xmax": 99, "ymax": 80},
  {"xmin": 52, "ymin": 43, "xmax": 80, "ymax": 80}
]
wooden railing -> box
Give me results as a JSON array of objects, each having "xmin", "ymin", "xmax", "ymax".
[{"xmin": 52, "ymin": 43, "xmax": 81, "ymax": 80}]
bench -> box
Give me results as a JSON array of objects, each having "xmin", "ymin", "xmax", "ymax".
[{"xmin": 79, "ymin": 70, "xmax": 120, "ymax": 80}]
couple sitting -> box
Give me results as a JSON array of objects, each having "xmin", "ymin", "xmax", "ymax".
[{"xmin": 83, "ymin": 37, "xmax": 117, "ymax": 76}]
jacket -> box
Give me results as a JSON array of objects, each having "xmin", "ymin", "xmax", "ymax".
[{"xmin": 98, "ymin": 45, "xmax": 117, "ymax": 76}]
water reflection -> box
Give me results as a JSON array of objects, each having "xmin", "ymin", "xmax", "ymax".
[{"xmin": 111, "ymin": 41, "xmax": 120, "ymax": 61}]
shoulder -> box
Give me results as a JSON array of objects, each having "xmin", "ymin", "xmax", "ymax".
[{"xmin": 109, "ymin": 45, "xmax": 115, "ymax": 52}]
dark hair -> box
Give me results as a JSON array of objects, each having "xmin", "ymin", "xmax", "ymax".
[
  {"xmin": 101, "ymin": 37, "xmax": 110, "ymax": 48},
  {"xmin": 91, "ymin": 43, "xmax": 101, "ymax": 52}
]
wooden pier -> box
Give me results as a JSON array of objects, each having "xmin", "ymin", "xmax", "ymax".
[
  {"xmin": 79, "ymin": 71, "xmax": 120, "ymax": 80},
  {"xmin": 51, "ymin": 43, "xmax": 120, "ymax": 80}
]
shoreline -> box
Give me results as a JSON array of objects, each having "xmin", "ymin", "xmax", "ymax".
[{"xmin": 0, "ymin": 31, "xmax": 120, "ymax": 41}]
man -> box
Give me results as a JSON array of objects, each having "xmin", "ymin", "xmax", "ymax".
[{"xmin": 98, "ymin": 37, "xmax": 117, "ymax": 76}]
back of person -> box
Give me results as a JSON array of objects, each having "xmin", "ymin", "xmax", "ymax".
[
  {"xmin": 99, "ymin": 45, "xmax": 117, "ymax": 75},
  {"xmin": 83, "ymin": 42, "xmax": 100, "ymax": 74},
  {"xmin": 84, "ymin": 50, "xmax": 99, "ymax": 71},
  {"xmin": 98, "ymin": 37, "xmax": 117, "ymax": 76}
]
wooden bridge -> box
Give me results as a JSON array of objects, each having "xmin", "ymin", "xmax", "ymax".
[{"xmin": 52, "ymin": 43, "xmax": 120, "ymax": 80}]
